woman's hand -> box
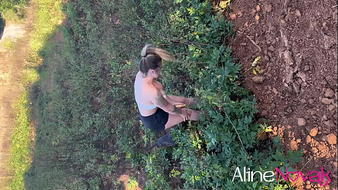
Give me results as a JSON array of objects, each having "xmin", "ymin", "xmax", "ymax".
[
  {"xmin": 179, "ymin": 108, "xmax": 191, "ymax": 121},
  {"xmin": 185, "ymin": 97, "xmax": 198, "ymax": 106}
]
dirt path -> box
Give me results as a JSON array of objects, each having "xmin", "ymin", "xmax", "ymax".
[
  {"xmin": 0, "ymin": 6, "xmax": 34, "ymax": 190},
  {"xmin": 228, "ymin": 0, "xmax": 337, "ymax": 189}
]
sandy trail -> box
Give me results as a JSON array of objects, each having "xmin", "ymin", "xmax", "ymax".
[{"xmin": 0, "ymin": 6, "xmax": 34, "ymax": 190}]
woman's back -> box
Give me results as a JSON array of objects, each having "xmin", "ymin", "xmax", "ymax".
[{"xmin": 134, "ymin": 71, "xmax": 158, "ymax": 116}]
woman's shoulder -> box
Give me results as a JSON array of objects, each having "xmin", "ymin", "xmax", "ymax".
[{"xmin": 153, "ymin": 80, "xmax": 164, "ymax": 90}]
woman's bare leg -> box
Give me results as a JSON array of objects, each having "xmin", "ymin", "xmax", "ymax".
[{"xmin": 165, "ymin": 109, "xmax": 200, "ymax": 129}]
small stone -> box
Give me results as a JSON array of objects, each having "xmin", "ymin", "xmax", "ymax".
[
  {"xmin": 324, "ymin": 88, "xmax": 335, "ymax": 98},
  {"xmin": 272, "ymin": 88, "xmax": 278, "ymax": 94},
  {"xmin": 281, "ymin": 19, "xmax": 286, "ymax": 24},
  {"xmin": 296, "ymin": 139, "xmax": 301, "ymax": 143},
  {"xmin": 265, "ymin": 4, "xmax": 272, "ymax": 12},
  {"xmin": 322, "ymin": 115, "xmax": 328, "ymax": 121},
  {"xmin": 297, "ymin": 118, "xmax": 306, "ymax": 126},
  {"xmin": 230, "ymin": 13, "xmax": 237, "ymax": 20},
  {"xmin": 295, "ymin": 9, "xmax": 301, "ymax": 17},
  {"xmin": 301, "ymin": 99, "xmax": 306, "ymax": 104},
  {"xmin": 290, "ymin": 140, "xmax": 298, "ymax": 150},
  {"xmin": 252, "ymin": 76, "xmax": 265, "ymax": 83},
  {"xmin": 309, "ymin": 128, "xmax": 318, "ymax": 137},
  {"xmin": 256, "ymin": 5, "xmax": 261, "ymax": 12},
  {"xmin": 321, "ymin": 98, "xmax": 333, "ymax": 105},
  {"xmin": 306, "ymin": 135, "xmax": 312, "ymax": 143},
  {"xmin": 328, "ymin": 104, "xmax": 336, "ymax": 111},
  {"xmin": 268, "ymin": 46, "xmax": 275, "ymax": 52},
  {"xmin": 255, "ymin": 14, "xmax": 260, "ymax": 21},
  {"xmin": 324, "ymin": 120, "xmax": 335, "ymax": 127},
  {"xmin": 333, "ymin": 161, "xmax": 338, "ymax": 168},
  {"xmin": 308, "ymin": 99, "xmax": 314, "ymax": 104},
  {"xmin": 304, "ymin": 65, "xmax": 310, "ymax": 71},
  {"xmin": 327, "ymin": 133, "xmax": 337, "ymax": 144}
]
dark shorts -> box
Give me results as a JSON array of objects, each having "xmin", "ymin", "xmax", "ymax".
[{"xmin": 139, "ymin": 108, "xmax": 169, "ymax": 133}]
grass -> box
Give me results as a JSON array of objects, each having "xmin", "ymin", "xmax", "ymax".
[
  {"xmin": 0, "ymin": 38, "xmax": 16, "ymax": 51},
  {"xmin": 28, "ymin": 0, "xmax": 65, "ymax": 66},
  {"xmin": 1, "ymin": 9, "xmax": 26, "ymax": 23},
  {"xmin": 0, "ymin": 0, "xmax": 27, "ymax": 23},
  {"xmin": 8, "ymin": 0, "xmax": 64, "ymax": 189},
  {"xmin": 10, "ymin": 91, "xmax": 34, "ymax": 190}
]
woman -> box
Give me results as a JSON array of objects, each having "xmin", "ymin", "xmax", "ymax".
[{"xmin": 134, "ymin": 44, "xmax": 200, "ymax": 133}]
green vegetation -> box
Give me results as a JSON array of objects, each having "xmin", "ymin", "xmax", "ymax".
[
  {"xmin": 0, "ymin": 38, "xmax": 15, "ymax": 51},
  {"xmin": 8, "ymin": 0, "xmax": 64, "ymax": 189},
  {"xmin": 10, "ymin": 91, "xmax": 34, "ymax": 190},
  {"xmin": 0, "ymin": 0, "xmax": 27, "ymax": 22},
  {"xmin": 23, "ymin": 0, "xmax": 303, "ymax": 189}
]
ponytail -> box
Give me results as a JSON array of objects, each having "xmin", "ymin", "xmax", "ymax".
[{"xmin": 139, "ymin": 44, "xmax": 175, "ymax": 74}]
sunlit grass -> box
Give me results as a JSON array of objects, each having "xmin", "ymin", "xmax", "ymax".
[
  {"xmin": 0, "ymin": 38, "xmax": 16, "ymax": 51},
  {"xmin": 10, "ymin": 91, "xmax": 33, "ymax": 190},
  {"xmin": 1, "ymin": 8, "xmax": 26, "ymax": 23},
  {"xmin": 22, "ymin": 68, "xmax": 40, "ymax": 86},
  {"xmin": 29, "ymin": 0, "xmax": 65, "ymax": 66},
  {"xmin": 9, "ymin": 0, "xmax": 65, "ymax": 189}
]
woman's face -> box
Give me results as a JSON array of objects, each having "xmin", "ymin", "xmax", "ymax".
[
  {"xmin": 150, "ymin": 67, "xmax": 161, "ymax": 78},
  {"xmin": 148, "ymin": 65, "xmax": 162, "ymax": 79}
]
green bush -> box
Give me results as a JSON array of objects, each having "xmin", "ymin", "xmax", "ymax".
[{"xmin": 0, "ymin": 0, "xmax": 27, "ymax": 21}]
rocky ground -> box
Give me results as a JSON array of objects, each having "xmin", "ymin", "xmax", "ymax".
[{"xmin": 228, "ymin": 0, "xmax": 337, "ymax": 189}]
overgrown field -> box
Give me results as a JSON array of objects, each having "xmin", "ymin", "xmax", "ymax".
[{"xmin": 28, "ymin": 0, "xmax": 302, "ymax": 189}]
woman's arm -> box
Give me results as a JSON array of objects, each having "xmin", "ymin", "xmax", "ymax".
[
  {"xmin": 166, "ymin": 95, "xmax": 189, "ymax": 105},
  {"xmin": 153, "ymin": 81, "xmax": 193, "ymax": 106},
  {"xmin": 151, "ymin": 90, "xmax": 190, "ymax": 120}
]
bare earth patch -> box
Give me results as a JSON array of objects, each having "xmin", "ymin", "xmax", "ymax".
[
  {"xmin": 0, "ymin": 8, "xmax": 34, "ymax": 190},
  {"xmin": 0, "ymin": 34, "xmax": 27, "ymax": 190},
  {"xmin": 228, "ymin": 0, "xmax": 337, "ymax": 189},
  {"xmin": 0, "ymin": 24, "xmax": 26, "ymax": 52}
]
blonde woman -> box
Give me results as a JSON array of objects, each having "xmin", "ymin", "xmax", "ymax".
[{"xmin": 134, "ymin": 44, "xmax": 200, "ymax": 133}]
